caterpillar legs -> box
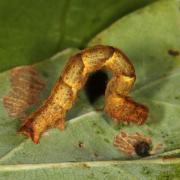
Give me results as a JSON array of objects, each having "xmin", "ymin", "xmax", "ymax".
[{"xmin": 17, "ymin": 45, "xmax": 149, "ymax": 144}]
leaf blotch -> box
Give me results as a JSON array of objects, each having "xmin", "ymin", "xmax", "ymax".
[
  {"xmin": 96, "ymin": 130, "xmax": 101, "ymax": 134},
  {"xmin": 78, "ymin": 141, "xmax": 85, "ymax": 148},
  {"xmin": 3, "ymin": 66, "xmax": 45, "ymax": 120},
  {"xmin": 87, "ymin": 173, "xmax": 95, "ymax": 178},
  {"xmin": 142, "ymin": 167, "xmax": 150, "ymax": 175},
  {"xmin": 94, "ymin": 152, "xmax": 99, "ymax": 157},
  {"xmin": 82, "ymin": 163, "xmax": 90, "ymax": 168},
  {"xmin": 104, "ymin": 138, "xmax": 110, "ymax": 143},
  {"xmin": 168, "ymin": 49, "xmax": 179, "ymax": 57},
  {"xmin": 114, "ymin": 131, "xmax": 152, "ymax": 156}
]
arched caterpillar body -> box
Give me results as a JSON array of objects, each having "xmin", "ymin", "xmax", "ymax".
[{"xmin": 19, "ymin": 45, "xmax": 148, "ymax": 144}]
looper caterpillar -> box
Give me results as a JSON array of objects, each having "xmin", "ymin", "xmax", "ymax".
[{"xmin": 18, "ymin": 45, "xmax": 149, "ymax": 144}]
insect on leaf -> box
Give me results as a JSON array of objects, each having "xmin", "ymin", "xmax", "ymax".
[{"xmin": 0, "ymin": 0, "xmax": 180, "ymax": 179}]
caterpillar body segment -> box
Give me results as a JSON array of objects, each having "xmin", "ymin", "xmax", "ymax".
[{"xmin": 19, "ymin": 45, "xmax": 148, "ymax": 144}]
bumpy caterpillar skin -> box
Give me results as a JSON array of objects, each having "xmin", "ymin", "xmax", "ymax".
[{"xmin": 18, "ymin": 45, "xmax": 148, "ymax": 144}]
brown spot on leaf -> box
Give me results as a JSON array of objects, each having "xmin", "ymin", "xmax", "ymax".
[
  {"xmin": 82, "ymin": 163, "xmax": 90, "ymax": 168},
  {"xmin": 168, "ymin": 49, "xmax": 179, "ymax": 57},
  {"xmin": 104, "ymin": 138, "xmax": 110, "ymax": 143},
  {"xmin": 94, "ymin": 152, "xmax": 99, "ymax": 157},
  {"xmin": 78, "ymin": 141, "xmax": 85, "ymax": 148},
  {"xmin": 162, "ymin": 156, "xmax": 178, "ymax": 161},
  {"xmin": 114, "ymin": 131, "xmax": 152, "ymax": 156},
  {"xmin": 3, "ymin": 65, "xmax": 45, "ymax": 120},
  {"xmin": 114, "ymin": 131, "xmax": 163, "ymax": 156},
  {"xmin": 114, "ymin": 131, "xmax": 163, "ymax": 157}
]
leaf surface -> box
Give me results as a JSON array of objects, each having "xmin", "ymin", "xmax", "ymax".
[
  {"xmin": 0, "ymin": 0, "xmax": 180, "ymax": 179},
  {"xmin": 0, "ymin": 0, "xmax": 156, "ymax": 72}
]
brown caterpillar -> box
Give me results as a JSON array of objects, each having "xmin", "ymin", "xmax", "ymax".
[{"xmin": 18, "ymin": 45, "xmax": 148, "ymax": 144}]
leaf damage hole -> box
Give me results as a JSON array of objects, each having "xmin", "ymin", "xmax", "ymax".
[
  {"xmin": 3, "ymin": 66, "xmax": 46, "ymax": 120},
  {"xmin": 134, "ymin": 141, "xmax": 150, "ymax": 157},
  {"xmin": 168, "ymin": 49, "xmax": 179, "ymax": 57},
  {"xmin": 84, "ymin": 70, "xmax": 108, "ymax": 104}
]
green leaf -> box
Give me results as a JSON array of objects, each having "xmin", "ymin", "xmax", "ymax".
[
  {"xmin": 3, "ymin": 51, "xmax": 179, "ymax": 180},
  {"xmin": 89, "ymin": 0, "xmax": 180, "ymax": 155},
  {"xmin": 0, "ymin": 0, "xmax": 180, "ymax": 179},
  {"xmin": 0, "ymin": 159, "xmax": 180, "ymax": 180},
  {"xmin": 0, "ymin": 0, "xmax": 156, "ymax": 72}
]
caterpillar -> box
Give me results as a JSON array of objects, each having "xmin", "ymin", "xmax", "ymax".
[{"xmin": 18, "ymin": 45, "xmax": 149, "ymax": 144}]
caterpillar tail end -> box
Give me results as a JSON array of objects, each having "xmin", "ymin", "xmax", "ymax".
[
  {"xmin": 105, "ymin": 96, "xmax": 149, "ymax": 125},
  {"xmin": 126, "ymin": 102, "xmax": 149, "ymax": 125},
  {"xmin": 18, "ymin": 121, "xmax": 40, "ymax": 144}
]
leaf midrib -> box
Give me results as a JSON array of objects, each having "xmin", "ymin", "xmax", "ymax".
[{"xmin": 0, "ymin": 158, "xmax": 180, "ymax": 172}]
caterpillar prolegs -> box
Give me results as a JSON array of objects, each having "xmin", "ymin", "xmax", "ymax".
[{"xmin": 19, "ymin": 45, "xmax": 149, "ymax": 144}]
